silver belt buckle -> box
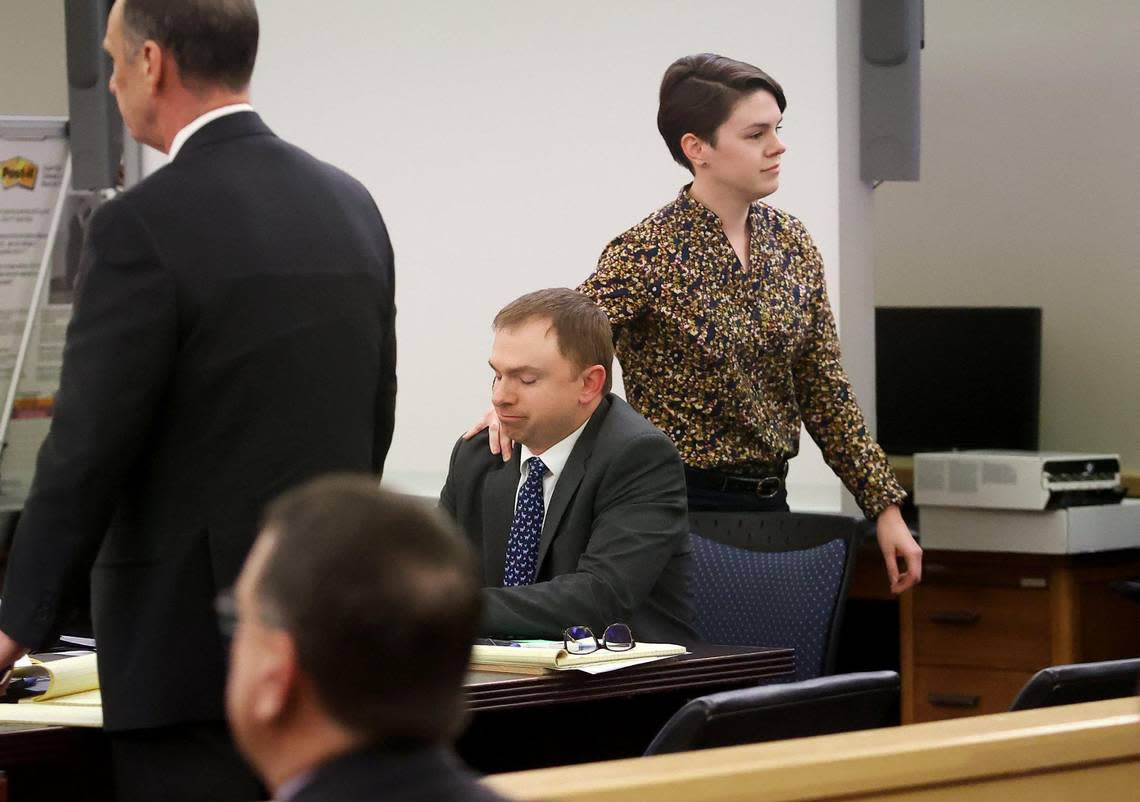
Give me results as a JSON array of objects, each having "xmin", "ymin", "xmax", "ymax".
[{"xmin": 756, "ymin": 477, "xmax": 782, "ymax": 498}]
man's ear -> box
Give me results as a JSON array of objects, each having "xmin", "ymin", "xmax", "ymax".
[
  {"xmin": 253, "ymin": 630, "xmax": 300, "ymax": 724},
  {"xmin": 139, "ymin": 39, "xmax": 175, "ymax": 95},
  {"xmin": 578, "ymin": 364, "xmax": 606, "ymax": 405}
]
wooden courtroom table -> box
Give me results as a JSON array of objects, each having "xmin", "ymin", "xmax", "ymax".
[
  {"xmin": 0, "ymin": 724, "xmax": 111, "ymax": 802},
  {"xmin": 459, "ymin": 644, "xmax": 795, "ymax": 774},
  {"xmin": 0, "ymin": 644, "xmax": 794, "ymax": 800}
]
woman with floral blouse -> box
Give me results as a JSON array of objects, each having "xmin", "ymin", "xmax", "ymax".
[{"xmin": 472, "ymin": 53, "xmax": 921, "ymax": 594}]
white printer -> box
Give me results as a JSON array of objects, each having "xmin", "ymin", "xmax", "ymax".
[
  {"xmin": 914, "ymin": 451, "xmax": 1136, "ymax": 555},
  {"xmin": 913, "ymin": 450, "xmax": 1124, "ymax": 511}
]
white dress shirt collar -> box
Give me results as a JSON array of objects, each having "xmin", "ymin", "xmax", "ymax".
[
  {"xmin": 274, "ymin": 769, "xmax": 313, "ymax": 802},
  {"xmin": 167, "ymin": 103, "xmax": 255, "ymax": 162},
  {"xmin": 515, "ymin": 416, "xmax": 591, "ymax": 516}
]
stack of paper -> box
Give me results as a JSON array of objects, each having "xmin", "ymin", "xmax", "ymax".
[
  {"xmin": 1, "ymin": 652, "xmax": 102, "ymax": 727},
  {"xmin": 470, "ymin": 641, "xmax": 687, "ymax": 675}
]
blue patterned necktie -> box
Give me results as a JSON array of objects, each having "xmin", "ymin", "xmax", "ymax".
[{"xmin": 503, "ymin": 456, "xmax": 548, "ymax": 587}]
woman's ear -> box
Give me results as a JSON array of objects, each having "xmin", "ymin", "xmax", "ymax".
[{"xmin": 680, "ymin": 132, "xmax": 710, "ymax": 169}]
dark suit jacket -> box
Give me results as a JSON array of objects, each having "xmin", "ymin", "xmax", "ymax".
[
  {"xmin": 289, "ymin": 746, "xmax": 508, "ymax": 802},
  {"xmin": 0, "ymin": 112, "xmax": 396, "ymax": 730},
  {"xmin": 441, "ymin": 394, "xmax": 695, "ymax": 643}
]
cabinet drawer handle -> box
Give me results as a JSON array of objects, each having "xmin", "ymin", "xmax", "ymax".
[
  {"xmin": 929, "ymin": 610, "xmax": 981, "ymax": 625},
  {"xmin": 1109, "ymin": 580, "xmax": 1140, "ymax": 603},
  {"xmin": 928, "ymin": 693, "xmax": 981, "ymax": 709}
]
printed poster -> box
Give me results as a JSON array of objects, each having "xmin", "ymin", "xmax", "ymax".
[{"xmin": 0, "ymin": 120, "xmax": 87, "ymax": 504}]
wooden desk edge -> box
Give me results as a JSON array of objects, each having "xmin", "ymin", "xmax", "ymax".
[{"xmin": 484, "ymin": 697, "xmax": 1140, "ymax": 801}]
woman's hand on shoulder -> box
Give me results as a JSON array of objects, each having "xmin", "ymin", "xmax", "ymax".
[{"xmin": 463, "ymin": 407, "xmax": 513, "ymax": 461}]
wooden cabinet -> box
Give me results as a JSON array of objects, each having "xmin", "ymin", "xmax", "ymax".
[
  {"xmin": 913, "ymin": 583, "xmax": 1051, "ymax": 669},
  {"xmin": 901, "ymin": 548, "xmax": 1140, "ymax": 723}
]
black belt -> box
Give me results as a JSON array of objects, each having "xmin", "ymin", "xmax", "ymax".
[{"xmin": 685, "ymin": 463, "xmax": 788, "ymax": 498}]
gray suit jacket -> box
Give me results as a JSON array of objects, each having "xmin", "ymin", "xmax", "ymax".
[{"xmin": 441, "ymin": 395, "xmax": 696, "ymax": 643}]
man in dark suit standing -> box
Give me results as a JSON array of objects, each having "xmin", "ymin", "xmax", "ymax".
[
  {"xmin": 225, "ymin": 477, "xmax": 508, "ymax": 802},
  {"xmin": 441, "ymin": 289, "xmax": 694, "ymax": 644},
  {"xmin": 0, "ymin": 1, "xmax": 396, "ymax": 799}
]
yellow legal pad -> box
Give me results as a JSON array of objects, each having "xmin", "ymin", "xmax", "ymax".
[{"xmin": 0, "ymin": 653, "xmax": 103, "ymax": 728}]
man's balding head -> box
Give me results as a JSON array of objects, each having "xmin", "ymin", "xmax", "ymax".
[{"xmin": 120, "ymin": 0, "xmax": 259, "ymax": 91}]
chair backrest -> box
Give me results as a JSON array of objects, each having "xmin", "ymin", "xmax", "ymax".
[
  {"xmin": 644, "ymin": 670, "xmax": 899, "ymax": 756},
  {"xmin": 1008, "ymin": 657, "xmax": 1140, "ymax": 711},
  {"xmin": 687, "ymin": 511, "xmax": 863, "ymax": 680}
]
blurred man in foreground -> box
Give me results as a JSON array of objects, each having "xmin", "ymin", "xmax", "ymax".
[{"xmin": 225, "ymin": 476, "xmax": 508, "ymax": 802}]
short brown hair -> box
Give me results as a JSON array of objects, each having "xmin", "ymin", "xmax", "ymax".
[
  {"xmin": 657, "ymin": 53, "xmax": 786, "ymax": 173},
  {"xmin": 257, "ymin": 476, "xmax": 481, "ymax": 746},
  {"xmin": 121, "ymin": 0, "xmax": 259, "ymax": 91},
  {"xmin": 493, "ymin": 288, "xmax": 614, "ymax": 394}
]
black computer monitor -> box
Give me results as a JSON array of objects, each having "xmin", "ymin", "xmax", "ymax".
[{"xmin": 874, "ymin": 307, "xmax": 1042, "ymax": 455}]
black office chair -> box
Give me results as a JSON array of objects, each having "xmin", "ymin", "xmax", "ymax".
[
  {"xmin": 687, "ymin": 512, "xmax": 864, "ymax": 680},
  {"xmin": 1008, "ymin": 657, "xmax": 1140, "ymax": 711},
  {"xmin": 644, "ymin": 670, "xmax": 900, "ymax": 755}
]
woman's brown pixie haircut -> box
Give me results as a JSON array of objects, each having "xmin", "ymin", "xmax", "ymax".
[{"xmin": 657, "ymin": 53, "xmax": 787, "ymax": 173}]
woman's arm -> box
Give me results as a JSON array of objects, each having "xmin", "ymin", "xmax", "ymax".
[
  {"xmin": 577, "ymin": 235, "xmax": 653, "ymax": 328},
  {"xmin": 787, "ymin": 223, "xmax": 920, "ymax": 593}
]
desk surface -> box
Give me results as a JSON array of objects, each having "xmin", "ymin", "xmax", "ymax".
[
  {"xmin": 0, "ymin": 723, "xmax": 101, "ymax": 766},
  {"xmin": 0, "ymin": 644, "xmax": 796, "ymax": 791},
  {"xmin": 462, "ymin": 644, "xmax": 794, "ymax": 774}
]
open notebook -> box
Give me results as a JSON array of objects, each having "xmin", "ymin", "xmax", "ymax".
[
  {"xmin": 470, "ymin": 641, "xmax": 687, "ymax": 674},
  {"xmin": 1, "ymin": 652, "xmax": 102, "ymax": 727}
]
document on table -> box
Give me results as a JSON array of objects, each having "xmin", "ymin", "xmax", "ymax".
[
  {"xmin": 0, "ymin": 652, "xmax": 104, "ymax": 727},
  {"xmin": 470, "ymin": 640, "xmax": 687, "ymax": 673}
]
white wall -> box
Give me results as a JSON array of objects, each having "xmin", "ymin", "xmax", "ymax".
[
  {"xmin": 3, "ymin": 1, "xmax": 862, "ymax": 510},
  {"xmin": 2, "ymin": 2, "xmax": 66, "ymax": 116},
  {"xmin": 254, "ymin": 0, "xmax": 849, "ymax": 507},
  {"xmin": 874, "ymin": 0, "xmax": 1140, "ymax": 468}
]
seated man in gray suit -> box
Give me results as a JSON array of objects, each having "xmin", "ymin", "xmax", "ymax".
[{"xmin": 441, "ymin": 288, "xmax": 695, "ymax": 644}]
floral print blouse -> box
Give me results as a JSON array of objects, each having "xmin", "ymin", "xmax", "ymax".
[{"xmin": 578, "ymin": 187, "xmax": 905, "ymax": 518}]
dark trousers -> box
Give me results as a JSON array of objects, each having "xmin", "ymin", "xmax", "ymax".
[
  {"xmin": 109, "ymin": 721, "xmax": 264, "ymax": 802},
  {"xmin": 685, "ymin": 466, "xmax": 791, "ymax": 513}
]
